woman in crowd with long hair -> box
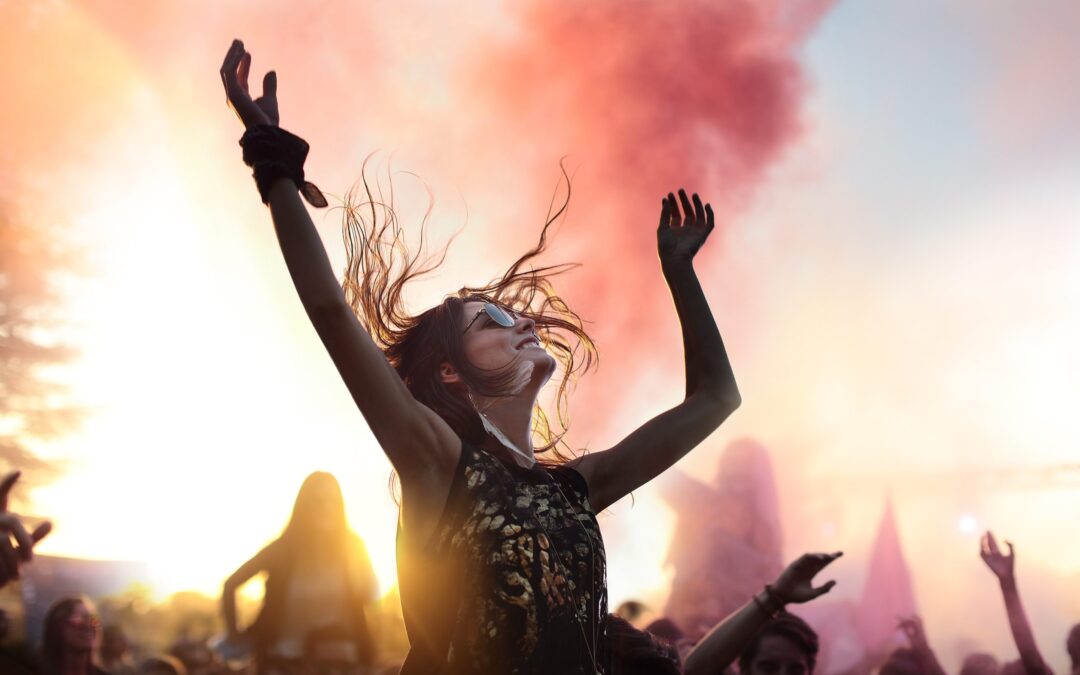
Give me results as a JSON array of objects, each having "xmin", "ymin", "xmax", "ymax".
[
  {"xmin": 218, "ymin": 38, "xmax": 836, "ymax": 674},
  {"xmin": 222, "ymin": 471, "xmax": 377, "ymax": 674},
  {"xmin": 41, "ymin": 596, "xmax": 107, "ymax": 675}
]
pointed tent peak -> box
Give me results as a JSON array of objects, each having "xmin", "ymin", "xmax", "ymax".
[
  {"xmin": 855, "ymin": 496, "xmax": 918, "ymax": 652},
  {"xmin": 868, "ymin": 494, "xmax": 910, "ymax": 559}
]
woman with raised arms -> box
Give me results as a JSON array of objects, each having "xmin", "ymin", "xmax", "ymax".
[{"xmin": 219, "ymin": 38, "xmax": 819, "ymax": 675}]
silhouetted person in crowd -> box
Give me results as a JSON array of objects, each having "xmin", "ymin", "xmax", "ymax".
[
  {"xmin": 980, "ymin": 531, "xmax": 1052, "ymax": 675},
  {"xmin": 1069, "ymin": 623, "xmax": 1080, "ymax": 675},
  {"xmin": 737, "ymin": 613, "xmax": 818, "ymax": 675},
  {"xmin": 138, "ymin": 655, "xmax": 188, "ymax": 675},
  {"xmin": 41, "ymin": 596, "xmax": 107, "ymax": 675},
  {"xmin": 101, "ymin": 624, "xmax": 136, "ymax": 675},
  {"xmin": 220, "ymin": 35, "xmax": 741, "ymax": 675},
  {"xmin": 681, "ymin": 552, "xmax": 840, "ymax": 675},
  {"xmin": 879, "ymin": 648, "xmax": 923, "ymax": 675},
  {"xmin": 222, "ymin": 472, "xmax": 377, "ymax": 674},
  {"xmin": 168, "ymin": 639, "xmax": 221, "ymax": 675},
  {"xmin": 961, "ymin": 653, "xmax": 1001, "ymax": 675},
  {"xmin": 896, "ymin": 616, "xmax": 946, "ymax": 675}
]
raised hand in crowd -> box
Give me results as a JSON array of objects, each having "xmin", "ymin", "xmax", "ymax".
[
  {"xmin": 0, "ymin": 471, "xmax": 52, "ymax": 588},
  {"xmin": 980, "ymin": 531, "xmax": 1051, "ymax": 675},
  {"xmin": 898, "ymin": 615, "xmax": 946, "ymax": 675},
  {"xmin": 682, "ymin": 551, "xmax": 842, "ymax": 675}
]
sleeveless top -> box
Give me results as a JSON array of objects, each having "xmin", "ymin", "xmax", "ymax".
[
  {"xmin": 249, "ymin": 538, "xmax": 376, "ymax": 666},
  {"xmin": 397, "ymin": 440, "xmax": 608, "ymax": 675}
]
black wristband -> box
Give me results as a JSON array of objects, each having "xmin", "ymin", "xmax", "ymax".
[{"xmin": 239, "ymin": 125, "xmax": 328, "ymax": 208}]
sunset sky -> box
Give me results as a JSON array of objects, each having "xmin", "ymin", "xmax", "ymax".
[{"xmin": 3, "ymin": 0, "xmax": 1079, "ymax": 670}]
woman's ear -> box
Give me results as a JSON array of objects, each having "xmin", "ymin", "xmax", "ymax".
[{"xmin": 440, "ymin": 362, "xmax": 461, "ymax": 385}]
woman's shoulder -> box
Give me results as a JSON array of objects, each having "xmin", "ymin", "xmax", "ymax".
[{"xmin": 546, "ymin": 462, "xmax": 590, "ymax": 501}]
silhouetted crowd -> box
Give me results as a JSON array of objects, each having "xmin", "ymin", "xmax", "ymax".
[{"xmin": 2, "ymin": 469, "xmax": 1078, "ymax": 675}]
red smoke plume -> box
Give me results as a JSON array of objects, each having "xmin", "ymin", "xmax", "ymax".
[{"xmin": 458, "ymin": 0, "xmax": 834, "ymax": 441}]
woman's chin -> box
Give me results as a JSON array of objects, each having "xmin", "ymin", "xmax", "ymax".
[{"xmin": 531, "ymin": 353, "xmax": 558, "ymax": 383}]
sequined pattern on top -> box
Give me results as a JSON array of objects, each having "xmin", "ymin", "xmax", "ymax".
[{"xmin": 403, "ymin": 441, "xmax": 608, "ymax": 674}]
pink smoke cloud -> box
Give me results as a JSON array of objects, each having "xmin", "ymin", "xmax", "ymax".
[{"xmin": 453, "ymin": 0, "xmax": 835, "ymax": 440}]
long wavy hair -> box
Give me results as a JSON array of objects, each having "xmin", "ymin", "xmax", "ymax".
[
  {"xmin": 42, "ymin": 596, "xmax": 99, "ymax": 675},
  {"xmin": 279, "ymin": 471, "xmax": 350, "ymax": 561},
  {"xmin": 339, "ymin": 160, "xmax": 597, "ymax": 467}
]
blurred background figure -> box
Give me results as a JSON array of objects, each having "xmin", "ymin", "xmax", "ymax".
[
  {"xmin": 737, "ymin": 613, "xmax": 820, "ymax": 675},
  {"xmin": 221, "ymin": 471, "xmax": 377, "ymax": 674},
  {"xmin": 101, "ymin": 623, "xmax": 137, "ymax": 675},
  {"xmin": 169, "ymin": 638, "xmax": 222, "ymax": 675},
  {"xmin": 41, "ymin": 595, "xmax": 107, "ymax": 675},
  {"xmin": 138, "ymin": 654, "xmax": 189, "ymax": 675},
  {"xmin": 1068, "ymin": 623, "xmax": 1080, "ymax": 675},
  {"xmin": 960, "ymin": 653, "xmax": 1001, "ymax": 675}
]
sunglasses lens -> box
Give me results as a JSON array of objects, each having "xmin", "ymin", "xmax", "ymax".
[{"xmin": 484, "ymin": 303, "xmax": 516, "ymax": 327}]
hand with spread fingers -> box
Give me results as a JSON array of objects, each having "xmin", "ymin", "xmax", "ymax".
[
  {"xmin": 220, "ymin": 39, "xmax": 280, "ymax": 129},
  {"xmin": 770, "ymin": 551, "xmax": 843, "ymax": 605},
  {"xmin": 980, "ymin": 530, "xmax": 1015, "ymax": 582},
  {"xmin": 0, "ymin": 471, "xmax": 52, "ymax": 588},
  {"xmin": 657, "ymin": 188, "xmax": 715, "ymax": 270}
]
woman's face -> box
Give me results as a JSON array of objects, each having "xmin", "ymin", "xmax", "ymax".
[
  {"xmin": 61, "ymin": 601, "xmax": 99, "ymax": 652},
  {"xmin": 459, "ymin": 301, "xmax": 556, "ymax": 389},
  {"xmin": 747, "ymin": 635, "xmax": 811, "ymax": 675}
]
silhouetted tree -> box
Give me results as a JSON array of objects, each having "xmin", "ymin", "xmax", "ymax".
[{"xmin": 0, "ymin": 204, "xmax": 80, "ymax": 493}]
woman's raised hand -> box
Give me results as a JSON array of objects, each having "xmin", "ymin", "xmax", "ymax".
[
  {"xmin": 770, "ymin": 551, "xmax": 842, "ymax": 605},
  {"xmin": 657, "ymin": 188, "xmax": 715, "ymax": 268},
  {"xmin": 220, "ymin": 39, "xmax": 280, "ymax": 129},
  {"xmin": 980, "ymin": 530, "xmax": 1015, "ymax": 582}
]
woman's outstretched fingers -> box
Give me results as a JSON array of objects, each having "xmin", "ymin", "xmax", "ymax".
[
  {"xmin": 813, "ymin": 580, "xmax": 837, "ymax": 598},
  {"xmin": 691, "ymin": 193, "xmax": 705, "ymax": 225},
  {"xmin": 667, "ymin": 192, "xmax": 682, "ymax": 227},
  {"xmin": 220, "ymin": 40, "xmax": 242, "ymax": 81},
  {"xmin": 678, "ymin": 189, "xmax": 695, "ymax": 225},
  {"xmin": 658, "ymin": 198, "xmax": 671, "ymax": 232},
  {"xmin": 238, "ymin": 51, "xmax": 252, "ymax": 91}
]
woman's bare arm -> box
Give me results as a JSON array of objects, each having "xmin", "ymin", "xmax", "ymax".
[
  {"xmin": 573, "ymin": 190, "xmax": 739, "ymax": 512},
  {"xmin": 222, "ymin": 544, "xmax": 276, "ymax": 640},
  {"xmin": 683, "ymin": 553, "xmax": 840, "ymax": 675},
  {"xmin": 219, "ymin": 41, "xmax": 459, "ymax": 486},
  {"xmin": 265, "ymin": 180, "xmax": 459, "ymax": 477},
  {"xmin": 981, "ymin": 532, "xmax": 1051, "ymax": 675}
]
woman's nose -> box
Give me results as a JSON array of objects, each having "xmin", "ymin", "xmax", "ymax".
[{"xmin": 516, "ymin": 315, "xmax": 535, "ymax": 332}]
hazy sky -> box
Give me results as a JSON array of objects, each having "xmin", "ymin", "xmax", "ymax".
[{"xmin": 2, "ymin": 0, "xmax": 1079, "ymax": 670}]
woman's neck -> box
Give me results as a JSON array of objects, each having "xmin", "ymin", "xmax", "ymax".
[{"xmin": 476, "ymin": 394, "xmax": 537, "ymax": 467}]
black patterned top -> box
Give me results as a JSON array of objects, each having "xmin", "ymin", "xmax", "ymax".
[{"xmin": 397, "ymin": 440, "xmax": 608, "ymax": 675}]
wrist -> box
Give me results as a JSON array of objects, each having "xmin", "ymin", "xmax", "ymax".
[
  {"xmin": 753, "ymin": 585, "xmax": 786, "ymax": 618},
  {"xmin": 661, "ymin": 257, "xmax": 694, "ymax": 274}
]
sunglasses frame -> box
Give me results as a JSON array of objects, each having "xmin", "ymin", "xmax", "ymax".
[{"xmin": 462, "ymin": 302, "xmax": 517, "ymax": 334}]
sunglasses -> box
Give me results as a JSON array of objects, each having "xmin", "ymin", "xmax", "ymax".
[
  {"xmin": 463, "ymin": 302, "xmax": 518, "ymax": 334},
  {"xmin": 66, "ymin": 616, "xmax": 101, "ymax": 630}
]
